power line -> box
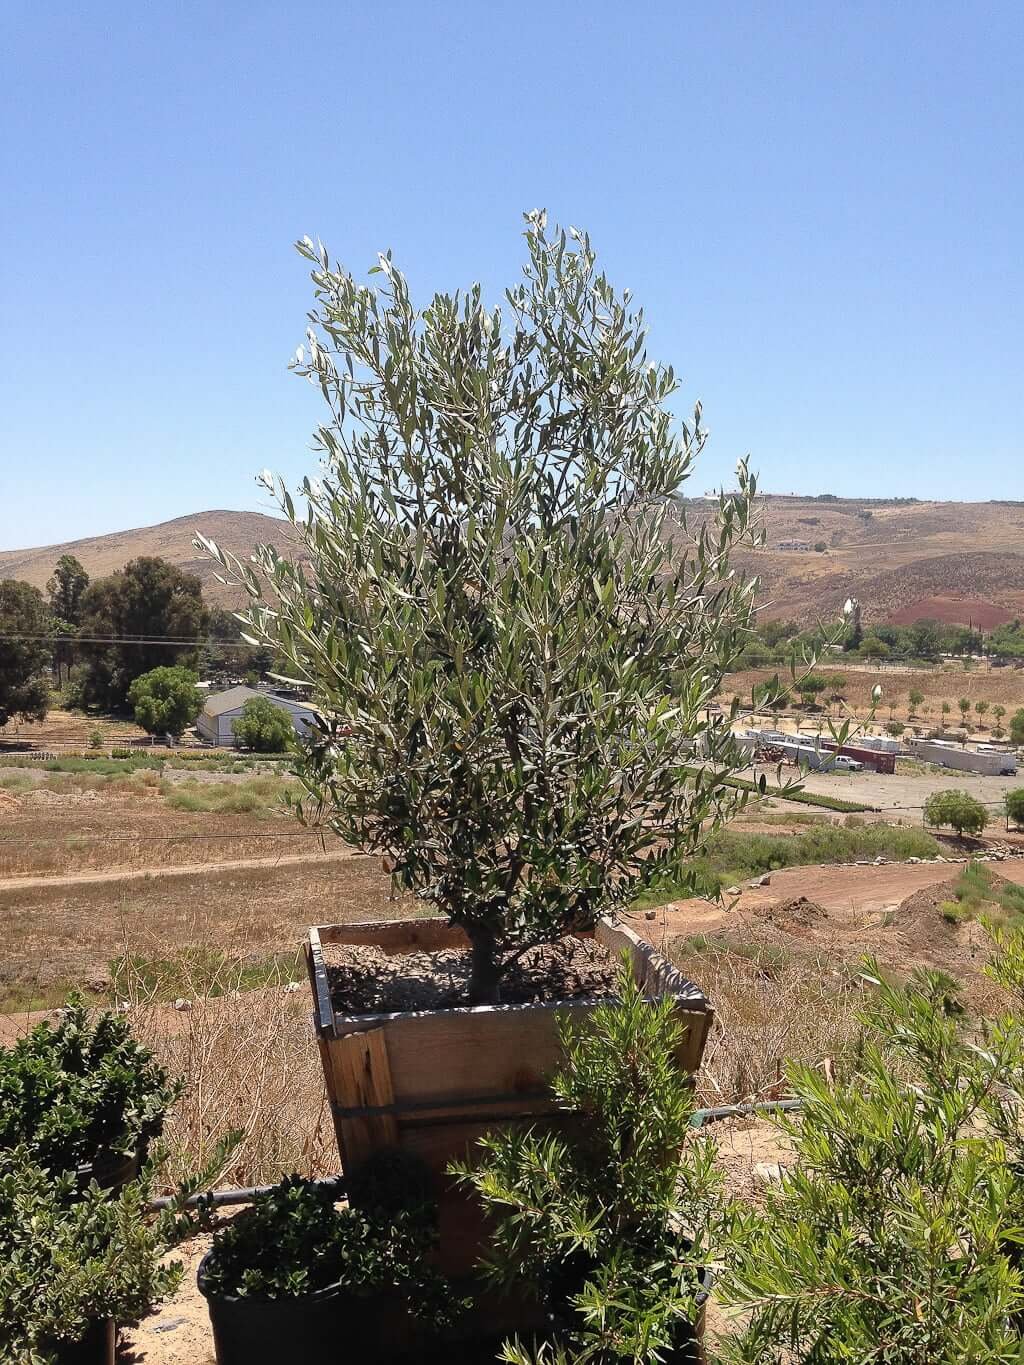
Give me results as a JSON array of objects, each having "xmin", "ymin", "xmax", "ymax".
[
  {"xmin": 0, "ymin": 633, "xmax": 262, "ymax": 650},
  {"xmin": 0, "ymin": 830, "xmax": 341, "ymax": 846}
]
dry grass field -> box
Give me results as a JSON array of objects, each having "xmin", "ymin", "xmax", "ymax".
[
  {"xmin": 0, "ymin": 769, "xmax": 328, "ymax": 877},
  {"xmin": 0, "ymin": 708, "xmax": 151, "ymax": 750}
]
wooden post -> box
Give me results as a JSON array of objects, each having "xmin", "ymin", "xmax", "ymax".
[{"xmin": 319, "ymin": 1026, "xmax": 399, "ymax": 1174}]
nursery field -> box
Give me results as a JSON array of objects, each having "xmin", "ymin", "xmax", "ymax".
[{"xmin": 721, "ymin": 659, "xmax": 1024, "ymax": 726}]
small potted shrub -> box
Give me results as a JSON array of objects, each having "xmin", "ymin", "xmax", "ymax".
[
  {"xmin": 0, "ymin": 1146, "xmax": 182, "ymax": 1365},
  {"xmin": 453, "ymin": 963, "xmax": 724, "ymax": 1364},
  {"xmin": 199, "ymin": 216, "xmax": 829, "ymax": 1257},
  {"xmin": 197, "ymin": 1161, "xmax": 457, "ymax": 1363},
  {"xmin": 0, "ymin": 997, "xmax": 180, "ymax": 1187}
]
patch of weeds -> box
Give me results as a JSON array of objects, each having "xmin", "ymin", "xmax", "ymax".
[
  {"xmin": 110, "ymin": 946, "xmax": 305, "ymax": 1001},
  {"xmin": 159, "ymin": 777, "xmax": 292, "ymax": 815},
  {"xmin": 939, "ymin": 899, "xmax": 968, "ymax": 924}
]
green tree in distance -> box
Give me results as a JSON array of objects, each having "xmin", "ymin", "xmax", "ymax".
[
  {"xmin": 202, "ymin": 215, "xmax": 813, "ymax": 1003},
  {"xmin": 797, "ymin": 674, "xmax": 828, "ymax": 708},
  {"xmin": 77, "ymin": 557, "xmax": 208, "ymax": 711},
  {"xmin": 908, "ymin": 688, "xmax": 924, "ymax": 715},
  {"xmin": 0, "ymin": 580, "xmax": 51, "ymax": 728},
  {"xmin": 127, "ymin": 666, "xmax": 202, "ymax": 738},
  {"xmin": 924, "ymin": 789, "xmax": 988, "ymax": 838},
  {"xmin": 47, "ymin": 554, "xmax": 89, "ymax": 625},
  {"xmin": 231, "ymin": 696, "xmax": 295, "ymax": 753},
  {"xmin": 1005, "ymin": 789, "xmax": 1024, "ymax": 831},
  {"xmin": 1011, "ymin": 709, "xmax": 1024, "ymax": 747}
]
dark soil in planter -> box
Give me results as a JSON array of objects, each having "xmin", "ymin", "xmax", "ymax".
[{"xmin": 324, "ymin": 934, "xmax": 619, "ymax": 1015}]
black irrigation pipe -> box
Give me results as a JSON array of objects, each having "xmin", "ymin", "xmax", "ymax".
[
  {"xmin": 148, "ymin": 1174, "xmax": 346, "ymax": 1213},
  {"xmin": 690, "ymin": 1098, "xmax": 804, "ymax": 1128},
  {"xmin": 150, "ymin": 1107, "xmax": 809, "ymax": 1208}
]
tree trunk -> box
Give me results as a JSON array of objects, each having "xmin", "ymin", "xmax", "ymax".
[{"xmin": 466, "ymin": 927, "xmax": 502, "ymax": 1005}]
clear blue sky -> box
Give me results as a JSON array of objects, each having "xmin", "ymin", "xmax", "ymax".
[{"xmin": 2, "ymin": 2, "xmax": 1020, "ymax": 550}]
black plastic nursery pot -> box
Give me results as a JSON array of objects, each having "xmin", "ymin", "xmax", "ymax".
[
  {"xmin": 45, "ymin": 1317, "xmax": 116, "ymax": 1365},
  {"xmin": 197, "ymin": 1254, "xmax": 421, "ymax": 1364},
  {"xmin": 75, "ymin": 1147, "xmax": 141, "ymax": 1195}
]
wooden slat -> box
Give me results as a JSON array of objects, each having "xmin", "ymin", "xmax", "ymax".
[
  {"xmin": 319, "ymin": 1027, "xmax": 399, "ymax": 1174},
  {"xmin": 316, "ymin": 917, "xmax": 465, "ymax": 955},
  {"xmin": 595, "ymin": 918, "xmax": 710, "ymax": 1009},
  {"xmin": 305, "ymin": 928, "xmax": 335, "ymax": 1035}
]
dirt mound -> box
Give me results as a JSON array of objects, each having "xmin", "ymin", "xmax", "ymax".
[
  {"xmin": 0, "ymin": 791, "xmax": 20, "ymax": 812},
  {"xmin": 756, "ymin": 896, "xmax": 828, "ymax": 935},
  {"xmin": 888, "ymin": 874, "xmax": 1010, "ymax": 1009},
  {"xmin": 23, "ymin": 787, "xmax": 100, "ymax": 807}
]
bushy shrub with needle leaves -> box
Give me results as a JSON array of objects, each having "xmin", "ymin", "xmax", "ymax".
[
  {"xmin": 201, "ymin": 213, "xmax": 782, "ymax": 1003},
  {"xmin": 717, "ymin": 956, "xmax": 1024, "ymax": 1364},
  {"xmin": 452, "ymin": 961, "xmax": 725, "ymax": 1362}
]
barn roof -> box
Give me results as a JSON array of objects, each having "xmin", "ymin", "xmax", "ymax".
[
  {"xmin": 201, "ymin": 686, "xmax": 320, "ymax": 718},
  {"xmin": 201, "ymin": 686, "xmax": 260, "ymax": 717}
]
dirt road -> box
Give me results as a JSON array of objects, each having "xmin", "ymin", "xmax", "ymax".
[
  {"xmin": 627, "ymin": 855, "xmax": 1024, "ymax": 943},
  {"xmin": 0, "ymin": 848, "xmax": 363, "ymax": 895}
]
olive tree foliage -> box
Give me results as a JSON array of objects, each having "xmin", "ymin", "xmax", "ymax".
[{"xmin": 202, "ymin": 214, "xmax": 780, "ymax": 1003}]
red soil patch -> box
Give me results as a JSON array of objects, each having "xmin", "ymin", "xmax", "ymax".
[{"xmin": 887, "ymin": 596, "xmax": 1015, "ymax": 628}]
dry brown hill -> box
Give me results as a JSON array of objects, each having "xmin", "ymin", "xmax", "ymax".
[
  {"xmin": 0, "ymin": 511, "xmax": 304, "ymax": 608},
  {"xmin": 5, "ymin": 496, "xmax": 1024, "ymax": 624},
  {"xmin": 678, "ymin": 495, "xmax": 1024, "ymax": 626}
]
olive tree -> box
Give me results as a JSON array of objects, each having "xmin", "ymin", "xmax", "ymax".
[{"xmin": 202, "ymin": 214, "xmax": 795, "ymax": 1004}]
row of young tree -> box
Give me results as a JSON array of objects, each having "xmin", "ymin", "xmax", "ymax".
[
  {"xmin": 0, "ymin": 554, "xmax": 276, "ymax": 730},
  {"xmin": 737, "ymin": 615, "xmax": 1023, "ymax": 669}
]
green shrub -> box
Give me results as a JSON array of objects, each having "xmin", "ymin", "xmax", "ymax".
[
  {"xmin": 1006, "ymin": 789, "xmax": 1024, "ymax": 829},
  {"xmin": 718, "ymin": 958, "xmax": 1024, "ymax": 1362},
  {"xmin": 0, "ymin": 998, "xmax": 181, "ymax": 1170},
  {"xmin": 453, "ymin": 964, "xmax": 725, "ymax": 1361},
  {"xmin": 199, "ymin": 1171, "xmax": 453, "ymax": 1324},
  {"xmin": 160, "ymin": 777, "xmax": 290, "ymax": 815},
  {"xmin": 0, "ymin": 1148, "xmax": 182, "ymax": 1363},
  {"xmin": 924, "ymin": 789, "xmax": 988, "ymax": 837},
  {"xmin": 128, "ymin": 666, "xmax": 202, "ymax": 738},
  {"xmin": 231, "ymin": 696, "xmax": 296, "ymax": 754}
]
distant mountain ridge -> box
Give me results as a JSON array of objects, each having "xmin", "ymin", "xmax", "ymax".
[
  {"xmin": 0, "ymin": 510, "xmax": 303, "ymax": 608},
  {"xmin": 4, "ymin": 497, "xmax": 1024, "ymax": 625}
]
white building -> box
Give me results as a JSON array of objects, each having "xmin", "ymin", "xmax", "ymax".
[{"xmin": 196, "ymin": 686, "xmax": 320, "ymax": 747}]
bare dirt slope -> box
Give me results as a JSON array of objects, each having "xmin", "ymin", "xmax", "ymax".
[
  {"xmin": 677, "ymin": 495, "xmax": 1024, "ymax": 625},
  {"xmin": 0, "ymin": 510, "xmax": 305, "ymax": 607}
]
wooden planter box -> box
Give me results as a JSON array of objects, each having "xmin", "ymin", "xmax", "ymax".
[{"xmin": 305, "ymin": 915, "xmax": 712, "ymax": 1271}]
